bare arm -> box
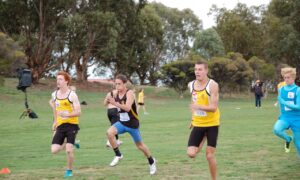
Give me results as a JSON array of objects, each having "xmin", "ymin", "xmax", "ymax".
[
  {"xmin": 103, "ymin": 92, "xmax": 111, "ymax": 106},
  {"xmin": 107, "ymin": 90, "xmax": 134, "ymax": 112},
  {"xmin": 49, "ymin": 93, "xmax": 57, "ymax": 130},
  {"xmin": 190, "ymin": 81, "xmax": 219, "ymax": 112}
]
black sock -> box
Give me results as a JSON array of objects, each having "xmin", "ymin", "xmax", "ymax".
[
  {"xmin": 148, "ymin": 156, "xmax": 154, "ymax": 165},
  {"xmin": 113, "ymin": 147, "xmax": 122, "ymax": 157}
]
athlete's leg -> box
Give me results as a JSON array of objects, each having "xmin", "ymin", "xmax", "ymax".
[
  {"xmin": 108, "ymin": 108, "xmax": 119, "ymax": 140},
  {"xmin": 51, "ymin": 129, "xmax": 65, "ymax": 154},
  {"xmin": 127, "ymin": 127, "xmax": 156, "ymax": 174},
  {"xmin": 135, "ymin": 142, "xmax": 151, "ymax": 157},
  {"xmin": 187, "ymin": 137, "xmax": 206, "ymax": 158},
  {"xmin": 293, "ymin": 131, "xmax": 300, "ymax": 158},
  {"xmin": 206, "ymin": 126, "xmax": 218, "ymax": 180},
  {"xmin": 51, "ymin": 144, "xmax": 63, "ymax": 154},
  {"xmin": 65, "ymin": 143, "xmax": 74, "ymax": 170},
  {"xmin": 143, "ymin": 105, "xmax": 149, "ymax": 114},
  {"xmin": 290, "ymin": 121, "xmax": 300, "ymax": 158},
  {"xmin": 137, "ymin": 104, "xmax": 140, "ymax": 113},
  {"xmin": 126, "ymin": 126, "xmax": 151, "ymax": 157},
  {"xmin": 65, "ymin": 125, "xmax": 78, "ymax": 171},
  {"xmin": 107, "ymin": 125, "xmax": 119, "ymax": 149},
  {"xmin": 187, "ymin": 127, "xmax": 206, "ymax": 158},
  {"xmin": 273, "ymin": 120, "xmax": 291, "ymax": 142},
  {"xmin": 108, "ymin": 122, "xmax": 125, "ymax": 167},
  {"xmin": 206, "ymin": 147, "xmax": 216, "ymax": 180}
]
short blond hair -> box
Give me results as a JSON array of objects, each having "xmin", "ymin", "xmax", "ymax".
[{"xmin": 281, "ymin": 67, "xmax": 296, "ymax": 78}]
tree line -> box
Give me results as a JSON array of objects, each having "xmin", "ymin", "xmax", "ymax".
[{"xmin": 0, "ymin": 0, "xmax": 299, "ymax": 94}]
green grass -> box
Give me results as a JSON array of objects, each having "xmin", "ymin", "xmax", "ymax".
[{"xmin": 0, "ymin": 79, "xmax": 300, "ymax": 179}]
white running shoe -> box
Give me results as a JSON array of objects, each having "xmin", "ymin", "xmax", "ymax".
[
  {"xmin": 149, "ymin": 158, "xmax": 157, "ymax": 175},
  {"xmin": 110, "ymin": 155, "xmax": 123, "ymax": 167}
]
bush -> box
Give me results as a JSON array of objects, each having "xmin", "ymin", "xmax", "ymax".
[{"xmin": 0, "ymin": 76, "xmax": 4, "ymax": 87}]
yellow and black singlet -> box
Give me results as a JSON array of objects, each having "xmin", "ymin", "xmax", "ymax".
[
  {"xmin": 190, "ymin": 79, "xmax": 220, "ymax": 127},
  {"xmin": 115, "ymin": 90, "xmax": 140, "ymax": 129},
  {"xmin": 138, "ymin": 91, "xmax": 144, "ymax": 103},
  {"xmin": 54, "ymin": 90, "xmax": 79, "ymax": 127}
]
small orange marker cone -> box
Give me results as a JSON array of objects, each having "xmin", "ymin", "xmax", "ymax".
[{"xmin": 0, "ymin": 168, "xmax": 11, "ymax": 174}]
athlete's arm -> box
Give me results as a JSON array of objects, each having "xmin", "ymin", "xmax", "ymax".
[
  {"xmin": 50, "ymin": 92, "xmax": 57, "ymax": 130},
  {"xmin": 59, "ymin": 92, "xmax": 81, "ymax": 118},
  {"xmin": 103, "ymin": 92, "xmax": 111, "ymax": 106},
  {"xmin": 190, "ymin": 81, "xmax": 219, "ymax": 112},
  {"xmin": 189, "ymin": 82, "xmax": 194, "ymax": 129},
  {"xmin": 108, "ymin": 90, "xmax": 134, "ymax": 112},
  {"xmin": 278, "ymin": 88, "xmax": 300, "ymax": 110}
]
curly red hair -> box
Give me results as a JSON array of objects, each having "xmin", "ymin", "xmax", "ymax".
[{"xmin": 57, "ymin": 71, "xmax": 71, "ymax": 85}]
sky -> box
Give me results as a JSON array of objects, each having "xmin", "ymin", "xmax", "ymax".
[{"xmin": 149, "ymin": 0, "xmax": 271, "ymax": 29}]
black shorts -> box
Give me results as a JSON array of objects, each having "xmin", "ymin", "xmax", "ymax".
[
  {"xmin": 188, "ymin": 126, "xmax": 219, "ymax": 148},
  {"xmin": 138, "ymin": 103, "xmax": 144, "ymax": 106},
  {"xmin": 107, "ymin": 108, "xmax": 119, "ymax": 125},
  {"xmin": 52, "ymin": 123, "xmax": 79, "ymax": 145}
]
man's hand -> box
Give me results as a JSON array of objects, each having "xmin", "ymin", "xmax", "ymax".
[
  {"xmin": 190, "ymin": 103, "xmax": 200, "ymax": 112},
  {"xmin": 57, "ymin": 111, "xmax": 69, "ymax": 119},
  {"xmin": 107, "ymin": 96, "xmax": 117, "ymax": 106}
]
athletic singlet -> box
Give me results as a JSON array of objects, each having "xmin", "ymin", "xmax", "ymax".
[
  {"xmin": 53, "ymin": 90, "xmax": 79, "ymax": 126},
  {"xmin": 115, "ymin": 90, "xmax": 139, "ymax": 128},
  {"xmin": 138, "ymin": 91, "xmax": 144, "ymax": 103},
  {"xmin": 279, "ymin": 84, "xmax": 300, "ymax": 120},
  {"xmin": 190, "ymin": 79, "xmax": 220, "ymax": 127}
]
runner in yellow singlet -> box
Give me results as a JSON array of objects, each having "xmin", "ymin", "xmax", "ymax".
[
  {"xmin": 49, "ymin": 71, "xmax": 81, "ymax": 178},
  {"xmin": 137, "ymin": 88, "xmax": 149, "ymax": 115},
  {"xmin": 187, "ymin": 60, "xmax": 220, "ymax": 180}
]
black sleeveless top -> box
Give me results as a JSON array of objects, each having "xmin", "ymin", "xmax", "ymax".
[{"xmin": 115, "ymin": 90, "xmax": 139, "ymax": 129}]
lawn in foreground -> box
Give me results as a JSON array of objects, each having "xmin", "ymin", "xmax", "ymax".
[{"xmin": 0, "ymin": 81, "xmax": 299, "ymax": 179}]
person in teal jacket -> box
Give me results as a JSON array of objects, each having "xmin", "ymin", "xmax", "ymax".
[{"xmin": 273, "ymin": 67, "xmax": 300, "ymax": 157}]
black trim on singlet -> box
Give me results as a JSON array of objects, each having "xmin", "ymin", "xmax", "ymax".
[
  {"xmin": 115, "ymin": 90, "xmax": 139, "ymax": 129},
  {"xmin": 55, "ymin": 90, "xmax": 73, "ymax": 104},
  {"xmin": 192, "ymin": 79, "xmax": 211, "ymax": 96}
]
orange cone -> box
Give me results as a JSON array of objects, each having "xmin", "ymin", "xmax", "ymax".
[{"xmin": 0, "ymin": 168, "xmax": 10, "ymax": 174}]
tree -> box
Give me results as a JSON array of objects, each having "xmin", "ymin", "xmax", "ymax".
[
  {"xmin": 210, "ymin": 53, "xmax": 253, "ymax": 93},
  {"xmin": 262, "ymin": 0, "xmax": 300, "ymax": 82},
  {"xmin": 210, "ymin": 3, "xmax": 265, "ymax": 59},
  {"xmin": 0, "ymin": 0, "xmax": 75, "ymax": 83},
  {"xmin": 99, "ymin": 0, "xmax": 147, "ymax": 80},
  {"xmin": 192, "ymin": 28, "xmax": 225, "ymax": 59},
  {"xmin": 248, "ymin": 56, "xmax": 275, "ymax": 82},
  {"xmin": 150, "ymin": 2, "xmax": 202, "ymax": 62},
  {"xmin": 134, "ymin": 5, "xmax": 164, "ymax": 85},
  {"xmin": 60, "ymin": 1, "xmax": 120, "ymax": 82},
  {"xmin": 0, "ymin": 32, "xmax": 26, "ymax": 85},
  {"xmin": 161, "ymin": 60, "xmax": 195, "ymax": 97}
]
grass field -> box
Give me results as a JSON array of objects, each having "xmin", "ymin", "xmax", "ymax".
[{"xmin": 0, "ymin": 79, "xmax": 300, "ymax": 180}]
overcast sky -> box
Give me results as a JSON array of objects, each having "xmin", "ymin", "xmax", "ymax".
[{"xmin": 149, "ymin": 0, "xmax": 271, "ymax": 29}]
